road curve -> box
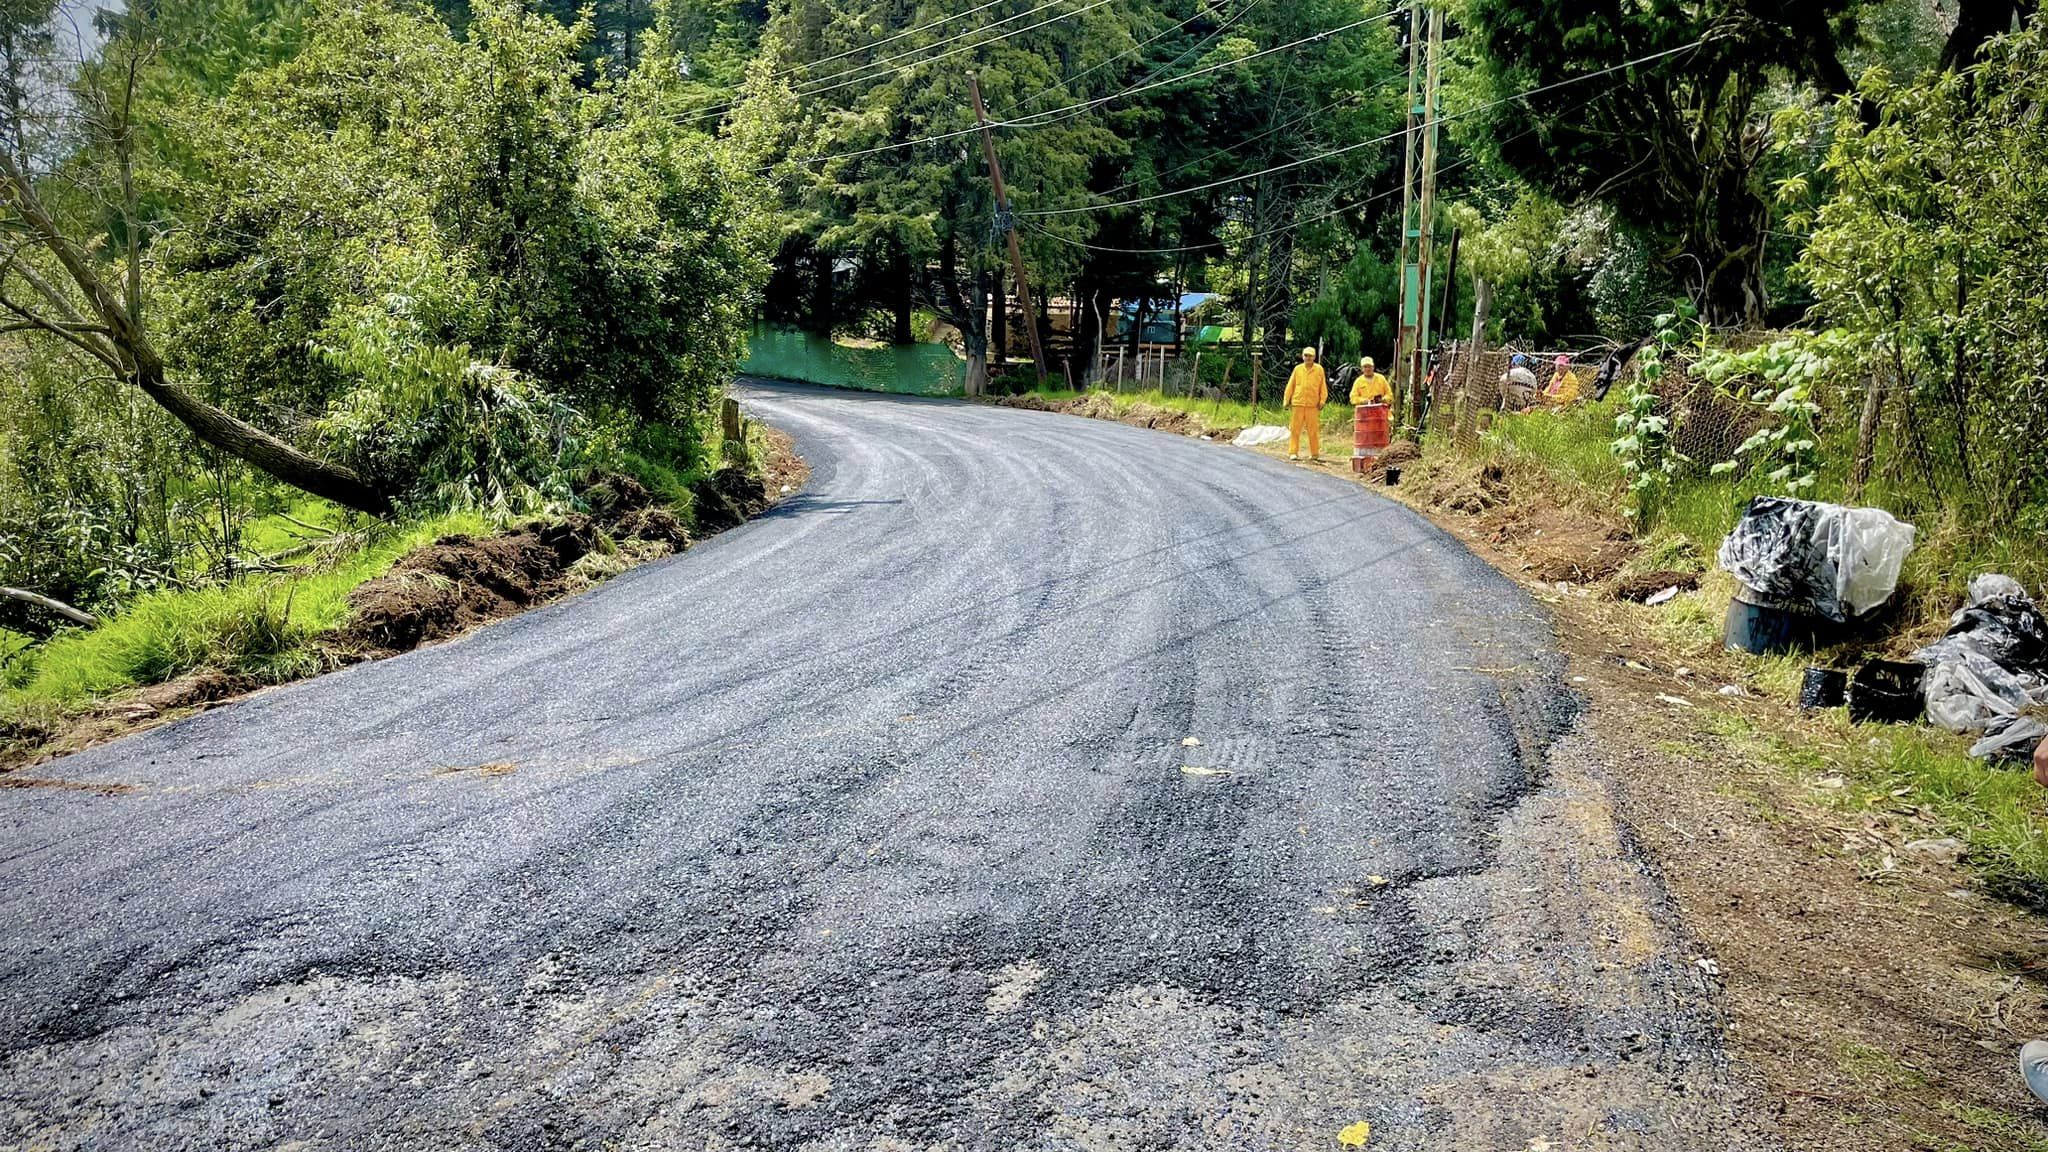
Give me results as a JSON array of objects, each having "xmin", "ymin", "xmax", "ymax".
[{"xmin": 0, "ymin": 382, "xmax": 1769, "ymax": 1150}]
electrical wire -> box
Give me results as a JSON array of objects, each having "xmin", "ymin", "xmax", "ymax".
[
  {"xmin": 758, "ymin": 2, "xmax": 1387, "ymax": 171},
  {"xmin": 1095, "ymin": 69, "xmax": 1406, "ymax": 200},
  {"xmin": 779, "ymin": 0, "xmax": 1027, "ymax": 80},
  {"xmin": 1001, "ymin": 5, "xmax": 1401, "ymax": 129},
  {"xmin": 1013, "ymin": 123, "xmax": 1534, "ymax": 255},
  {"xmin": 1017, "ymin": 35, "xmax": 1714, "ymax": 217},
  {"xmin": 1019, "ymin": 179, "xmax": 1404, "ymax": 254},
  {"xmin": 678, "ymin": 0, "xmax": 1106, "ymax": 125},
  {"xmin": 990, "ymin": 0, "xmax": 1238, "ymax": 116},
  {"xmin": 792, "ymin": 0, "xmax": 1113, "ymax": 100}
]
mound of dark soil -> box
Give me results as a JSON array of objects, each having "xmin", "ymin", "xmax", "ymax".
[
  {"xmin": 132, "ymin": 668, "xmax": 256, "ymax": 713},
  {"xmin": 342, "ymin": 464, "xmax": 768, "ymax": 655},
  {"xmin": 581, "ymin": 471, "xmax": 655, "ymax": 518},
  {"xmin": 692, "ymin": 466, "xmax": 769, "ymax": 534},
  {"xmin": 343, "ymin": 521, "xmax": 584, "ymax": 652},
  {"xmin": 1611, "ymin": 569, "xmax": 1703, "ymax": 602},
  {"xmin": 616, "ymin": 506, "xmax": 690, "ymax": 550},
  {"xmin": 995, "ymin": 394, "xmax": 1051, "ymax": 411},
  {"xmin": 1380, "ymin": 440, "xmax": 1422, "ymax": 468},
  {"xmin": 1119, "ymin": 404, "xmax": 1201, "ymax": 435}
]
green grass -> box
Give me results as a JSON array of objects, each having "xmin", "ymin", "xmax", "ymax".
[
  {"xmin": 238, "ymin": 498, "xmax": 352, "ymax": 559},
  {"xmin": 621, "ymin": 420, "xmax": 721, "ymax": 512},
  {"xmin": 1487, "ymin": 402, "xmax": 1626, "ymax": 491},
  {"xmin": 1459, "ymin": 399, "xmax": 2048, "ymax": 894},
  {"xmin": 2, "ymin": 510, "xmax": 487, "ymax": 718},
  {"xmin": 1019, "ymin": 385, "xmax": 1357, "ymax": 432},
  {"xmin": 1705, "ymin": 702, "xmax": 2048, "ymax": 896}
]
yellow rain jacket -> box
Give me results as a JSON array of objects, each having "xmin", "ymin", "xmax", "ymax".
[
  {"xmin": 1283, "ymin": 362, "xmax": 1328, "ymax": 408},
  {"xmin": 1350, "ymin": 371, "xmax": 1392, "ymax": 406}
]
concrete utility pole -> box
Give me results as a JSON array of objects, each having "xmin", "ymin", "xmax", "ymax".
[
  {"xmin": 1389, "ymin": 5, "xmax": 1444, "ymax": 434},
  {"xmin": 968, "ymin": 73, "xmax": 1048, "ymax": 383}
]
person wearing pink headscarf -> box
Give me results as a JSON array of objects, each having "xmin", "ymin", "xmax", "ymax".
[{"xmin": 1544, "ymin": 353, "xmax": 1582, "ymax": 405}]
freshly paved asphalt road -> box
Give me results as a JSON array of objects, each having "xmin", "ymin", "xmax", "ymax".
[{"xmin": 0, "ymin": 382, "xmax": 1772, "ymax": 1150}]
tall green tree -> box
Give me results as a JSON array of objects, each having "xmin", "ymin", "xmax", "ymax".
[{"xmin": 1455, "ymin": 0, "xmax": 1866, "ymax": 326}]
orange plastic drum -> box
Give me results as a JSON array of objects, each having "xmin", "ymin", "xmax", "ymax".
[{"xmin": 1352, "ymin": 403, "xmax": 1391, "ymax": 473}]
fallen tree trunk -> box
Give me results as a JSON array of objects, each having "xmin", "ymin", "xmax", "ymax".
[
  {"xmin": 1, "ymin": 587, "xmax": 98, "ymax": 628},
  {"xmin": 133, "ymin": 363, "xmax": 393, "ymax": 515}
]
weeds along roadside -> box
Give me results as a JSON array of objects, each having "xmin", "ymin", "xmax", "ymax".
[{"xmin": 0, "ymin": 417, "xmax": 801, "ymax": 766}]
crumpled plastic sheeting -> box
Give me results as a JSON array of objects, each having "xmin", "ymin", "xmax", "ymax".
[
  {"xmin": 1233, "ymin": 425, "xmax": 1290, "ymax": 447},
  {"xmin": 1914, "ymin": 576, "xmax": 2048, "ymax": 759},
  {"xmin": 1716, "ymin": 496, "xmax": 1916, "ymax": 622}
]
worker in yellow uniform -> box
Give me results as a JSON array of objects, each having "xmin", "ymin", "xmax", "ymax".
[
  {"xmin": 1283, "ymin": 346, "xmax": 1328, "ymax": 460},
  {"xmin": 1350, "ymin": 356, "xmax": 1392, "ymax": 406}
]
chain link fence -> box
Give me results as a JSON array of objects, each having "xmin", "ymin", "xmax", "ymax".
[{"xmin": 1422, "ymin": 335, "xmax": 2045, "ymax": 584}]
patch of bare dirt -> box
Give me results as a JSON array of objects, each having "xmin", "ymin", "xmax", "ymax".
[
  {"xmin": 1558, "ymin": 605, "xmax": 2048, "ymax": 1152},
  {"xmin": 760, "ymin": 426, "xmax": 810, "ymax": 499},
  {"xmin": 989, "ymin": 393, "xmax": 1250, "ymax": 443},
  {"xmin": 1482, "ymin": 504, "xmax": 1638, "ymax": 584},
  {"xmin": 339, "ymin": 519, "xmax": 593, "ymax": 653},
  {"xmin": 1612, "ymin": 569, "xmax": 1703, "ymax": 602},
  {"xmin": 1379, "ymin": 439, "xmax": 1422, "ymax": 469}
]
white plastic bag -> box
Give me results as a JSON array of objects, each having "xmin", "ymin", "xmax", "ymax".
[
  {"xmin": 1914, "ymin": 574, "xmax": 2048, "ymax": 757},
  {"xmin": 1968, "ymin": 574, "xmax": 2029, "ymax": 608},
  {"xmin": 1716, "ymin": 497, "xmax": 1916, "ymax": 621},
  {"xmin": 1922, "ymin": 649, "xmax": 2041, "ymax": 734},
  {"xmin": 1233, "ymin": 425, "xmax": 1289, "ymax": 447},
  {"xmin": 1831, "ymin": 506, "xmax": 1918, "ymax": 619}
]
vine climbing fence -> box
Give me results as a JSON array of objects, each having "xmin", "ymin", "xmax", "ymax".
[{"xmin": 1422, "ymin": 336, "xmax": 2047, "ymax": 584}]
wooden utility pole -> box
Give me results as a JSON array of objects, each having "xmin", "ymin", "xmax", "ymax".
[
  {"xmin": 968, "ymin": 73, "xmax": 1048, "ymax": 383},
  {"xmin": 1389, "ymin": 6, "xmax": 1444, "ymax": 434}
]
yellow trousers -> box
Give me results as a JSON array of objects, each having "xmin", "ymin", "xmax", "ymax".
[{"xmin": 1288, "ymin": 405, "xmax": 1321, "ymax": 458}]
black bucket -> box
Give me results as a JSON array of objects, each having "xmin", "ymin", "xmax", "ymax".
[
  {"xmin": 1849, "ymin": 659, "xmax": 1926, "ymax": 724},
  {"xmin": 1383, "ymin": 466, "xmax": 1402, "ymax": 486},
  {"xmin": 1799, "ymin": 667, "xmax": 1847, "ymax": 710}
]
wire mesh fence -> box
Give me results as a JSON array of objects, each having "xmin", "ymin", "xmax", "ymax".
[{"xmin": 1421, "ymin": 335, "xmax": 2047, "ymax": 583}]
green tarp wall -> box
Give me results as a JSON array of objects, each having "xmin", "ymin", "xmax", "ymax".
[{"xmin": 741, "ymin": 325, "xmax": 963, "ymax": 396}]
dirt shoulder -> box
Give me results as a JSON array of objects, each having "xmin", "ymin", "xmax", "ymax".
[
  {"xmin": 3, "ymin": 427, "xmax": 808, "ymax": 772},
  {"xmin": 1014, "ymin": 395, "xmax": 2048, "ymax": 1151},
  {"xmin": 1415, "ymin": 483, "xmax": 2048, "ymax": 1152}
]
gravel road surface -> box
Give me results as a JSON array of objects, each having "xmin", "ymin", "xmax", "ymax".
[{"xmin": 0, "ymin": 382, "xmax": 1773, "ymax": 1150}]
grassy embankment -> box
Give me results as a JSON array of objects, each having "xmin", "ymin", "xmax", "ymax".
[
  {"xmin": 1020, "ymin": 381, "xmax": 2048, "ymax": 895},
  {"xmin": 0, "ymin": 425, "xmax": 731, "ymax": 750}
]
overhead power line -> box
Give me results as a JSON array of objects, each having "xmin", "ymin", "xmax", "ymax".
[
  {"xmin": 682, "ymin": 0, "xmax": 1103, "ymax": 125},
  {"xmin": 792, "ymin": 0, "xmax": 1112, "ymax": 100},
  {"xmin": 1012, "ymin": 122, "xmax": 1543, "ymax": 256},
  {"xmin": 992, "ymin": 0, "xmax": 1262, "ymax": 118},
  {"xmin": 780, "ymin": 0, "xmax": 1025, "ymax": 80},
  {"xmin": 1097, "ymin": 69, "xmax": 1407, "ymax": 200},
  {"xmin": 760, "ymin": 3, "xmax": 1393, "ymax": 171},
  {"xmin": 1017, "ymin": 35, "xmax": 1714, "ymax": 217},
  {"xmin": 1003, "ymin": 4, "xmax": 1403, "ymax": 129}
]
